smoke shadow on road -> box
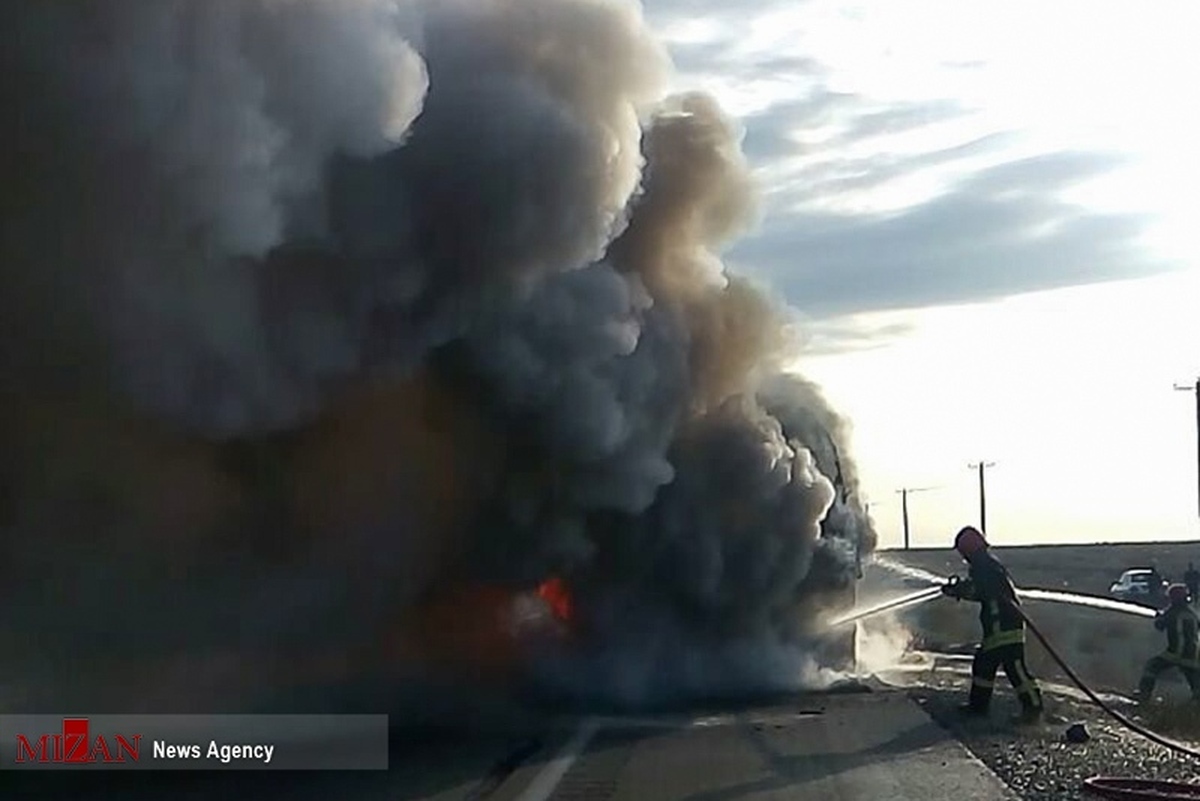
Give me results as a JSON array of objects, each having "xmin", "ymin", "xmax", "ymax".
[
  {"xmin": 519, "ymin": 679, "xmax": 873, "ymax": 719},
  {"xmin": 679, "ymin": 710, "xmax": 947, "ymax": 801}
]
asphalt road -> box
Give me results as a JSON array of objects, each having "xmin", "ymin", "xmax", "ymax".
[
  {"xmin": 459, "ymin": 691, "xmax": 1017, "ymax": 801},
  {"xmin": 3, "ymin": 690, "xmax": 1016, "ymax": 799},
  {"xmin": 2, "ymin": 561, "xmax": 1019, "ymax": 799}
]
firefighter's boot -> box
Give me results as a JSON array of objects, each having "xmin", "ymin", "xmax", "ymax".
[
  {"xmin": 1010, "ymin": 706, "xmax": 1043, "ymax": 726},
  {"xmin": 957, "ymin": 703, "xmax": 988, "ymax": 718}
]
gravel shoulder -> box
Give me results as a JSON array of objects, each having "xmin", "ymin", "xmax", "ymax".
[
  {"xmin": 872, "ymin": 547, "xmax": 1200, "ymax": 798},
  {"xmin": 908, "ymin": 675, "xmax": 1200, "ymax": 800}
]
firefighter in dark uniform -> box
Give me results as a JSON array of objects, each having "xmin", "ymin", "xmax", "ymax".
[
  {"xmin": 1136, "ymin": 583, "xmax": 1200, "ymax": 703},
  {"xmin": 942, "ymin": 526, "xmax": 1044, "ymax": 723}
]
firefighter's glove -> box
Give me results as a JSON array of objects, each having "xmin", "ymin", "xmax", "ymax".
[{"xmin": 940, "ymin": 575, "xmax": 969, "ymax": 599}]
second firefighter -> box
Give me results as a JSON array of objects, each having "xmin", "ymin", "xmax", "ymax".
[{"xmin": 1137, "ymin": 583, "xmax": 1200, "ymax": 703}]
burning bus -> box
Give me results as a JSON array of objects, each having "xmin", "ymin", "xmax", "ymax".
[{"xmin": 393, "ymin": 412, "xmax": 870, "ymax": 703}]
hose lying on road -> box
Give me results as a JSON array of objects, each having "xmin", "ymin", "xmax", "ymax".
[
  {"xmin": 1013, "ymin": 605, "xmax": 1200, "ymax": 798},
  {"xmin": 1080, "ymin": 777, "xmax": 1200, "ymax": 800}
]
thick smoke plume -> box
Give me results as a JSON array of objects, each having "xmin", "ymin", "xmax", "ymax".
[{"xmin": 0, "ymin": 0, "xmax": 875, "ymax": 713}]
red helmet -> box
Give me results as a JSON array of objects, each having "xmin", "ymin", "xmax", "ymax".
[
  {"xmin": 954, "ymin": 526, "xmax": 988, "ymax": 558},
  {"xmin": 1168, "ymin": 583, "xmax": 1190, "ymax": 604}
]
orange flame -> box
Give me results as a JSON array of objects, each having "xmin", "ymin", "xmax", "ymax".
[
  {"xmin": 537, "ymin": 576, "xmax": 573, "ymax": 623},
  {"xmin": 384, "ymin": 577, "xmax": 575, "ymax": 684}
]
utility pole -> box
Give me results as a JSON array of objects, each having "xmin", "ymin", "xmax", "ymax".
[
  {"xmin": 968, "ymin": 461, "xmax": 996, "ymax": 534},
  {"xmin": 895, "ymin": 486, "xmax": 937, "ymax": 550},
  {"xmin": 1175, "ymin": 378, "xmax": 1200, "ymax": 518}
]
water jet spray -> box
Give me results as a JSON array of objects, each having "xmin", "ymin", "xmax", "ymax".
[
  {"xmin": 825, "ymin": 587, "xmax": 943, "ymax": 628},
  {"xmin": 832, "ymin": 559, "xmax": 1161, "ymax": 630}
]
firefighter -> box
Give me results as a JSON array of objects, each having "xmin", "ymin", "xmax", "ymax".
[
  {"xmin": 942, "ymin": 525, "xmax": 1044, "ymax": 724},
  {"xmin": 1184, "ymin": 563, "xmax": 1199, "ymax": 605},
  {"xmin": 1136, "ymin": 583, "xmax": 1200, "ymax": 703}
]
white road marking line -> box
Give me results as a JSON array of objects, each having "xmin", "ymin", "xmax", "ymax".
[
  {"xmin": 691, "ymin": 714, "xmax": 739, "ymax": 728},
  {"xmin": 515, "ymin": 718, "xmax": 599, "ymax": 801},
  {"xmin": 591, "ymin": 715, "xmax": 681, "ymax": 730}
]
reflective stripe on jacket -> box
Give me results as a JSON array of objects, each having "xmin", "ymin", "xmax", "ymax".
[
  {"xmin": 1157, "ymin": 603, "xmax": 1199, "ymax": 664},
  {"xmin": 961, "ymin": 552, "xmax": 1025, "ymax": 651}
]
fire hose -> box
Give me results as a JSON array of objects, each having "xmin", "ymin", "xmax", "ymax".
[
  {"xmin": 830, "ymin": 575, "xmax": 1200, "ymax": 796},
  {"xmin": 917, "ymin": 576, "xmax": 1199, "ymax": 798},
  {"xmin": 1011, "ymin": 604, "xmax": 1200, "ymax": 799}
]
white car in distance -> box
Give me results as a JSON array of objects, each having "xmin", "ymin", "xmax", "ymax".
[{"xmin": 1109, "ymin": 568, "xmax": 1166, "ymax": 603}]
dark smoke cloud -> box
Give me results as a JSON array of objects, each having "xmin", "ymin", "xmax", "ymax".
[{"xmin": 0, "ymin": 0, "xmax": 873, "ymax": 713}]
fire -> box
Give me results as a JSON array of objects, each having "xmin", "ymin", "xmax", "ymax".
[
  {"xmin": 537, "ymin": 576, "xmax": 573, "ymax": 624},
  {"xmin": 389, "ymin": 578, "xmax": 574, "ymax": 680},
  {"xmin": 380, "ymin": 576, "xmax": 577, "ymax": 687}
]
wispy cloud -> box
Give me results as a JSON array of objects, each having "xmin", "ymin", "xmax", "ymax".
[
  {"xmin": 734, "ymin": 152, "xmax": 1175, "ymax": 318},
  {"xmin": 789, "ymin": 315, "xmax": 916, "ymax": 356},
  {"xmin": 643, "ymin": 0, "xmax": 1195, "ymax": 321}
]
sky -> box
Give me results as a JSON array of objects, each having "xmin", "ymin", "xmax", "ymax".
[{"xmin": 642, "ymin": 0, "xmax": 1200, "ymax": 548}]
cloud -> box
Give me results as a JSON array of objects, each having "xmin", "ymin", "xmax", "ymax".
[
  {"xmin": 768, "ymin": 131, "xmax": 1021, "ymax": 203},
  {"xmin": 642, "ymin": 0, "xmax": 824, "ymax": 88},
  {"xmin": 790, "ymin": 316, "xmax": 916, "ymax": 356},
  {"xmin": 737, "ymin": 89, "xmax": 859, "ymax": 162},
  {"xmin": 940, "ymin": 59, "xmax": 988, "ymax": 71},
  {"xmin": 732, "ymin": 152, "xmax": 1175, "ymax": 318},
  {"xmin": 645, "ymin": 0, "xmax": 1184, "ymax": 322},
  {"xmin": 667, "ymin": 41, "xmax": 825, "ymax": 84},
  {"xmin": 841, "ymin": 99, "xmax": 968, "ymax": 142},
  {"xmin": 738, "ymin": 90, "xmax": 997, "ymax": 170},
  {"xmin": 644, "ymin": 0, "xmax": 801, "ymax": 26}
]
